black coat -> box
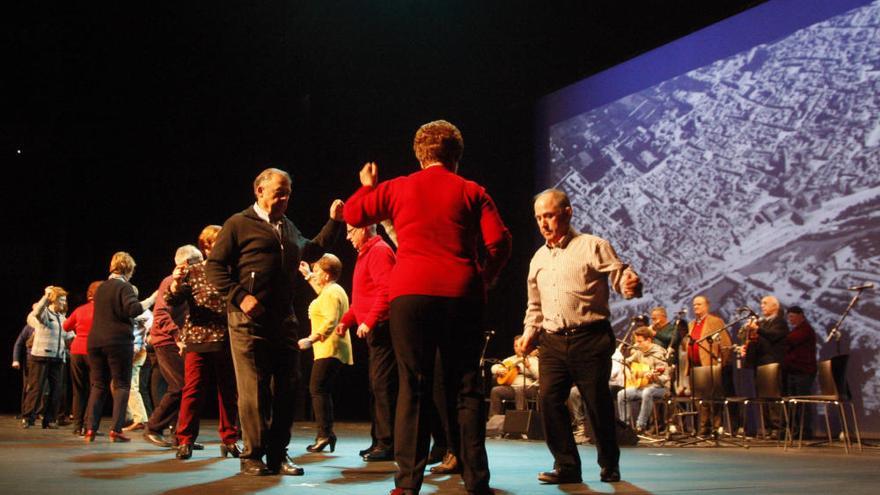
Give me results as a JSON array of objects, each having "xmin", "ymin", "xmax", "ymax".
[
  {"xmin": 746, "ymin": 314, "xmax": 789, "ymax": 367},
  {"xmin": 88, "ymin": 277, "xmax": 143, "ymax": 349}
]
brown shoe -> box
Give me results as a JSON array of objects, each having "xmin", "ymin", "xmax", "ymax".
[
  {"xmin": 429, "ymin": 451, "xmax": 461, "ymax": 474},
  {"xmin": 122, "ymin": 422, "xmax": 145, "ymax": 432}
]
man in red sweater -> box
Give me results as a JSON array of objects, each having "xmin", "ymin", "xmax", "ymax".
[
  {"xmin": 344, "ymin": 120, "xmax": 512, "ymax": 495},
  {"xmin": 784, "ymin": 306, "xmax": 817, "ymax": 438},
  {"xmin": 335, "ymin": 224, "xmax": 397, "ymax": 461}
]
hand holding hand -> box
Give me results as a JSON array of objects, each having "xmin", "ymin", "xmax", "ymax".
[
  {"xmin": 356, "ymin": 323, "xmax": 371, "ymax": 339},
  {"xmin": 298, "ymin": 261, "xmax": 312, "ymax": 279},
  {"xmin": 44, "ymin": 286, "xmax": 54, "ymax": 297},
  {"xmin": 172, "ymin": 264, "xmax": 188, "ymax": 282},
  {"xmin": 334, "ymin": 323, "xmax": 347, "ymax": 336},
  {"xmin": 330, "ymin": 199, "xmax": 345, "ymax": 221},
  {"xmin": 240, "ymin": 294, "xmax": 265, "ymax": 318},
  {"xmin": 359, "ymin": 162, "xmax": 378, "ymax": 187}
]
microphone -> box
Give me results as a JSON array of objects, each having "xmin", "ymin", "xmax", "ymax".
[
  {"xmin": 848, "ymin": 283, "xmax": 874, "ymax": 291},
  {"xmin": 631, "ymin": 314, "xmax": 649, "ymax": 323},
  {"xmin": 484, "ymin": 329, "xmax": 496, "ymax": 336},
  {"xmin": 676, "ymin": 308, "xmax": 687, "ymax": 315}
]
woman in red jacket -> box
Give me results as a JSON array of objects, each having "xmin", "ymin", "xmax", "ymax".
[
  {"xmin": 63, "ymin": 280, "xmax": 102, "ymax": 436},
  {"xmin": 344, "ymin": 120, "xmax": 511, "ymax": 495}
]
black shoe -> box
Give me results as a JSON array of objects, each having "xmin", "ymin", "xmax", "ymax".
[
  {"xmin": 176, "ymin": 444, "xmax": 193, "ymax": 460},
  {"xmin": 143, "ymin": 431, "xmax": 173, "ymax": 448},
  {"xmin": 358, "ymin": 444, "xmax": 376, "ymax": 457},
  {"xmin": 240, "ymin": 458, "xmax": 271, "ymax": 476},
  {"xmin": 600, "ymin": 466, "xmax": 621, "ymax": 483},
  {"xmin": 220, "ymin": 442, "xmax": 243, "ymax": 458},
  {"xmin": 267, "ymin": 452, "xmax": 304, "ymax": 476},
  {"xmin": 362, "ymin": 448, "xmax": 394, "ymax": 462},
  {"xmin": 192, "ymin": 442, "xmax": 204, "ymax": 450},
  {"xmin": 430, "ymin": 452, "xmax": 462, "ymax": 474},
  {"xmin": 537, "ymin": 469, "xmax": 582, "ymax": 484},
  {"xmin": 21, "ymin": 420, "xmax": 34, "ymax": 429},
  {"xmin": 306, "ymin": 434, "xmax": 337, "ymax": 453}
]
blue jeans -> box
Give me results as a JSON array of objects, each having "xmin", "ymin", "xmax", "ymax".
[{"xmin": 617, "ymin": 385, "xmax": 667, "ymax": 429}]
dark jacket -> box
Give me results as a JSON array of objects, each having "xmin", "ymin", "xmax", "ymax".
[
  {"xmin": 150, "ymin": 276, "xmax": 187, "ymax": 348},
  {"xmin": 88, "ymin": 277, "xmax": 144, "ymax": 349},
  {"xmin": 746, "ymin": 314, "xmax": 789, "ymax": 367},
  {"xmin": 205, "ymin": 205, "xmax": 342, "ymax": 321}
]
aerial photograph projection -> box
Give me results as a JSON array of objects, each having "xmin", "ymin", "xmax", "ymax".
[{"xmin": 546, "ymin": 1, "xmax": 880, "ymax": 420}]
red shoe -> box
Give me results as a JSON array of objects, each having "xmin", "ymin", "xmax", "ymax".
[
  {"xmin": 109, "ymin": 430, "xmax": 131, "ymax": 443},
  {"xmin": 84, "ymin": 430, "xmax": 97, "ymax": 443}
]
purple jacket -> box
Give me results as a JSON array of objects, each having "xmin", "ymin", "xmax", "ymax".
[{"xmin": 149, "ymin": 275, "xmax": 187, "ymax": 348}]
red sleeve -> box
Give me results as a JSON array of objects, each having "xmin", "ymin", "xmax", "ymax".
[
  {"xmin": 343, "ymin": 180, "xmax": 398, "ymax": 227},
  {"xmin": 63, "ymin": 308, "xmax": 78, "ymax": 331},
  {"xmin": 339, "ymin": 309, "xmax": 357, "ymax": 329},
  {"xmin": 476, "ymin": 189, "xmax": 512, "ymax": 287},
  {"xmin": 362, "ymin": 244, "xmax": 394, "ymax": 329}
]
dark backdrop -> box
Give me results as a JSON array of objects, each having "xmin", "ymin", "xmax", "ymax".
[{"xmin": 1, "ymin": 1, "xmax": 763, "ymax": 418}]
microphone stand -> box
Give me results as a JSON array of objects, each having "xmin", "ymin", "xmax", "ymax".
[
  {"xmin": 677, "ymin": 315, "xmax": 748, "ymax": 448},
  {"xmin": 826, "ymin": 287, "xmax": 867, "ymax": 355}
]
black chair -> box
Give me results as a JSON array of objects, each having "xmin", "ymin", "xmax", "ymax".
[
  {"xmin": 692, "ymin": 364, "xmax": 725, "ymax": 435},
  {"xmin": 785, "ymin": 355, "xmax": 862, "ymax": 453}
]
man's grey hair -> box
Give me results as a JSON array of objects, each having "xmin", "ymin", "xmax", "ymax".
[
  {"xmin": 533, "ymin": 188, "xmax": 571, "ymax": 209},
  {"xmin": 174, "ymin": 245, "xmax": 204, "ymax": 266},
  {"xmin": 253, "ymin": 168, "xmax": 292, "ymax": 197}
]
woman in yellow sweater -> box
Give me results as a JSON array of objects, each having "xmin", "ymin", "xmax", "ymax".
[{"xmin": 297, "ymin": 254, "xmax": 352, "ymax": 453}]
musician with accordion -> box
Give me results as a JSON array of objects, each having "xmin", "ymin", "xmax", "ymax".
[{"xmin": 488, "ymin": 335, "xmax": 539, "ymax": 417}]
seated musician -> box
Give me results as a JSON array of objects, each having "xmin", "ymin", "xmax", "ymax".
[
  {"xmin": 488, "ymin": 335, "xmax": 539, "ymax": 417},
  {"xmin": 616, "ymin": 326, "xmax": 670, "ymax": 434}
]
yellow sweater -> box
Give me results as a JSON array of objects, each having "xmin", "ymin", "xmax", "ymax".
[{"xmin": 307, "ymin": 283, "xmax": 353, "ymax": 365}]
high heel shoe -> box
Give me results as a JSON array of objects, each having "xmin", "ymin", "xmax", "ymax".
[
  {"xmin": 220, "ymin": 442, "xmax": 242, "ymax": 458},
  {"xmin": 306, "ymin": 434, "xmax": 337, "ymax": 453},
  {"xmin": 109, "ymin": 430, "xmax": 131, "ymax": 443},
  {"xmin": 84, "ymin": 430, "xmax": 96, "ymax": 443}
]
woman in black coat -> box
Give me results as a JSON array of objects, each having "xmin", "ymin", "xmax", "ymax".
[{"xmin": 83, "ymin": 251, "xmax": 150, "ymax": 442}]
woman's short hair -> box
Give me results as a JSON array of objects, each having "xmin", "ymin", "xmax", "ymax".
[
  {"xmin": 315, "ymin": 253, "xmax": 343, "ymax": 282},
  {"xmin": 86, "ymin": 281, "xmax": 102, "ymax": 301},
  {"xmin": 174, "ymin": 245, "xmax": 203, "ymax": 266},
  {"xmin": 198, "ymin": 225, "xmax": 222, "ymax": 255},
  {"xmin": 413, "ymin": 120, "xmax": 464, "ymax": 166},
  {"xmin": 109, "ymin": 251, "xmax": 136, "ymax": 276},
  {"xmin": 48, "ymin": 286, "xmax": 68, "ymax": 303}
]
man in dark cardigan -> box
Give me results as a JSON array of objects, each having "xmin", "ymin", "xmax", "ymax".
[{"xmin": 206, "ymin": 168, "xmax": 344, "ymax": 476}]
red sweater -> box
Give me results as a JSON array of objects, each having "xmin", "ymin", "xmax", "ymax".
[
  {"xmin": 344, "ymin": 165, "xmax": 512, "ymax": 301},
  {"xmin": 784, "ymin": 320, "xmax": 817, "ymax": 375},
  {"xmin": 63, "ymin": 301, "xmax": 94, "ymax": 356},
  {"xmin": 340, "ymin": 236, "xmax": 395, "ymax": 330}
]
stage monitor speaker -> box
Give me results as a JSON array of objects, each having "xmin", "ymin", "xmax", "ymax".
[{"xmin": 502, "ymin": 410, "xmax": 544, "ymax": 440}]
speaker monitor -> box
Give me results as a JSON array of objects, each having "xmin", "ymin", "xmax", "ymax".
[{"xmin": 502, "ymin": 410, "xmax": 544, "ymax": 440}]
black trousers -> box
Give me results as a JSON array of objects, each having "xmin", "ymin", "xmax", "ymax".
[
  {"xmin": 228, "ymin": 311, "xmax": 300, "ymax": 462},
  {"xmin": 85, "ymin": 344, "xmax": 133, "ymax": 432},
  {"xmin": 22, "ymin": 357, "xmax": 63, "ymax": 425},
  {"xmin": 430, "ymin": 349, "xmax": 459, "ymax": 456},
  {"xmin": 390, "ymin": 295, "xmax": 489, "ymax": 494},
  {"xmin": 367, "ymin": 320, "xmax": 397, "ymax": 451},
  {"xmin": 310, "ymin": 357, "xmax": 343, "ymax": 437},
  {"xmin": 147, "ymin": 344, "xmax": 185, "ymax": 434},
  {"xmin": 539, "ymin": 322, "xmax": 620, "ymax": 473},
  {"xmin": 69, "ymin": 353, "xmax": 90, "ymax": 430}
]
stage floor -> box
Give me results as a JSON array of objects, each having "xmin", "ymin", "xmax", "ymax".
[{"xmin": 0, "ymin": 416, "xmax": 877, "ymax": 494}]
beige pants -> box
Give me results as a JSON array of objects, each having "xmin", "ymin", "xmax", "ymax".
[{"xmin": 126, "ymin": 348, "xmax": 148, "ymax": 424}]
